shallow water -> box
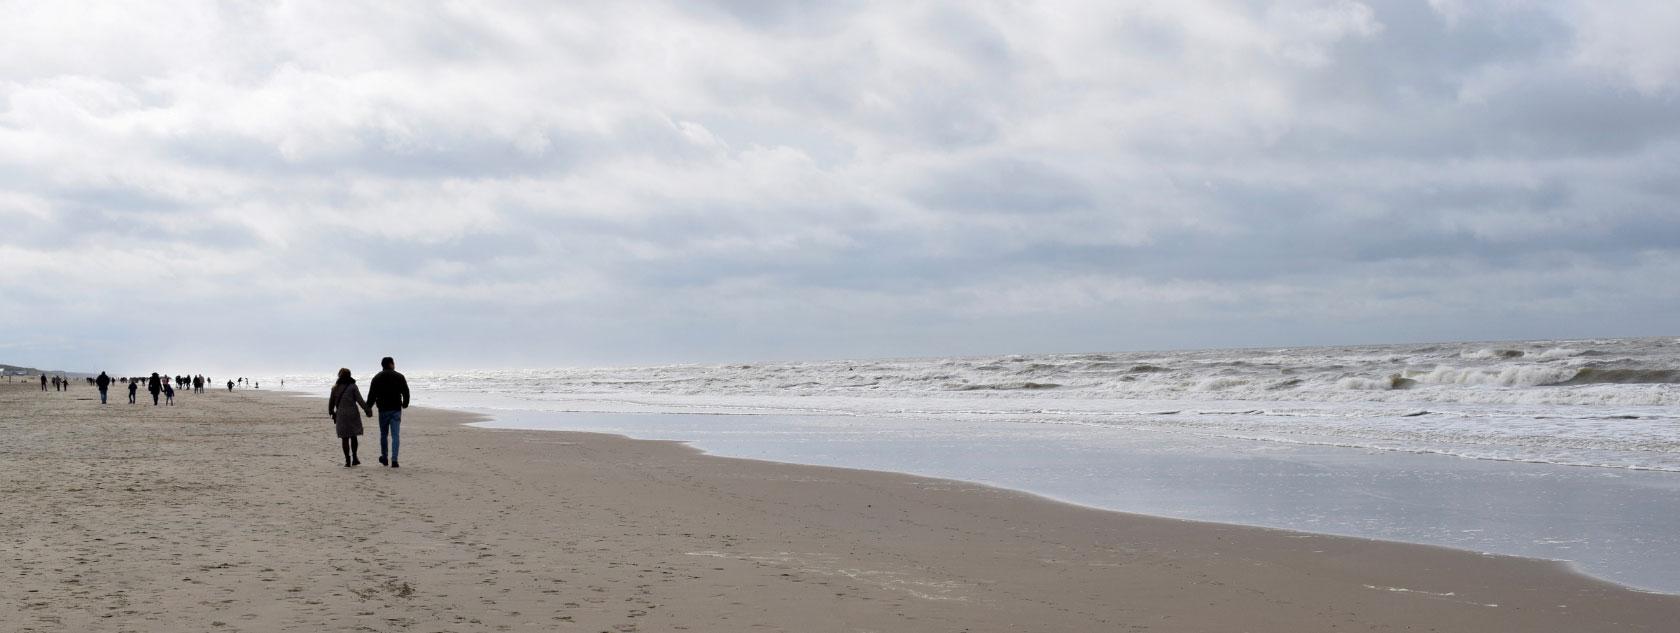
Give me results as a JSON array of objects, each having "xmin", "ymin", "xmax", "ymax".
[{"xmin": 469, "ymin": 406, "xmax": 1680, "ymax": 594}]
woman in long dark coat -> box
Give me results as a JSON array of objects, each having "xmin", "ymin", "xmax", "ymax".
[{"xmin": 329, "ymin": 368, "xmax": 371, "ymax": 467}]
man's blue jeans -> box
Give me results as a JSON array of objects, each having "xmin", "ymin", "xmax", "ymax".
[
  {"xmin": 98, "ymin": 388, "xmax": 107, "ymax": 404},
  {"xmin": 379, "ymin": 409, "xmax": 402, "ymax": 461}
]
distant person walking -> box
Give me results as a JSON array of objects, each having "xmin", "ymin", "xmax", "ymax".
[
  {"xmin": 163, "ymin": 382, "xmax": 175, "ymax": 406},
  {"xmin": 128, "ymin": 379, "xmax": 138, "ymax": 404},
  {"xmin": 147, "ymin": 372, "xmax": 162, "ymax": 406},
  {"xmin": 329, "ymin": 368, "xmax": 370, "ymax": 467},
  {"xmin": 96, "ymin": 371, "xmax": 111, "ymax": 404},
  {"xmin": 40, "ymin": 374, "xmax": 47, "ymax": 391},
  {"xmin": 227, "ymin": 379, "xmax": 234, "ymax": 391},
  {"xmin": 366, "ymin": 356, "xmax": 411, "ymax": 468}
]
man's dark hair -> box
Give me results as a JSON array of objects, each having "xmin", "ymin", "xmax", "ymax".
[{"xmin": 381, "ymin": 356, "xmax": 395, "ymax": 369}]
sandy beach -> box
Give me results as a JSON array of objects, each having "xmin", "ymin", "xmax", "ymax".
[{"xmin": 4, "ymin": 381, "xmax": 1678, "ymax": 632}]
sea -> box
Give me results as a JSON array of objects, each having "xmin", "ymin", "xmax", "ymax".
[{"xmin": 266, "ymin": 336, "xmax": 1680, "ymax": 592}]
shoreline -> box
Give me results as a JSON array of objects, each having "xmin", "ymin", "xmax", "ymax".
[
  {"xmin": 494, "ymin": 425, "xmax": 1649, "ymax": 590},
  {"xmin": 459, "ymin": 404, "xmax": 1680, "ymax": 594},
  {"xmin": 276, "ymin": 390, "xmax": 1680, "ymax": 594},
  {"xmin": 6, "ymin": 382, "xmax": 1679, "ymax": 631}
]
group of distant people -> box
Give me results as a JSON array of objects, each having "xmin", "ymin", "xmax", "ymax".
[
  {"xmin": 330, "ymin": 357, "xmax": 410, "ymax": 469},
  {"xmin": 161, "ymin": 374, "xmax": 214, "ymax": 394},
  {"xmin": 39, "ymin": 360, "xmax": 414, "ymax": 470},
  {"xmin": 84, "ymin": 372, "xmax": 215, "ymax": 405},
  {"xmin": 60, "ymin": 372, "xmax": 251, "ymax": 405}
]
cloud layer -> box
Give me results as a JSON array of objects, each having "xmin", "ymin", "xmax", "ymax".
[{"xmin": 2, "ymin": 0, "xmax": 1677, "ymax": 373}]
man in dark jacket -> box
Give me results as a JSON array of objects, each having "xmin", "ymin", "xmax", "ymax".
[
  {"xmin": 365, "ymin": 356, "xmax": 411, "ymax": 468},
  {"xmin": 95, "ymin": 371, "xmax": 112, "ymax": 404}
]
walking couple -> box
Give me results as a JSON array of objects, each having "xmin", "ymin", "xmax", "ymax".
[{"xmin": 330, "ymin": 357, "xmax": 410, "ymax": 468}]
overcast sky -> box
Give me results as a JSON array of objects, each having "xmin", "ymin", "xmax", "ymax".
[{"xmin": 2, "ymin": 1, "xmax": 1677, "ymax": 374}]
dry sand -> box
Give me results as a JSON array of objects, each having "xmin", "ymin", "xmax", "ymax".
[{"xmin": 4, "ymin": 380, "xmax": 1678, "ymax": 632}]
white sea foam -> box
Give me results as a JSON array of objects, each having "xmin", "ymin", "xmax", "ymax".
[{"xmin": 266, "ymin": 336, "xmax": 1680, "ymax": 471}]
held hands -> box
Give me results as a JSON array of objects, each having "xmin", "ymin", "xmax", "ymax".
[{"xmin": 363, "ymin": 406, "xmax": 373, "ymax": 417}]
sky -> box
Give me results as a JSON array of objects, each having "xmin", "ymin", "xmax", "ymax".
[{"xmin": 2, "ymin": 0, "xmax": 1678, "ymax": 374}]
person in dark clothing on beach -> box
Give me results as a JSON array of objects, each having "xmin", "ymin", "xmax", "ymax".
[
  {"xmin": 40, "ymin": 374, "xmax": 47, "ymax": 391},
  {"xmin": 227, "ymin": 379, "xmax": 234, "ymax": 391},
  {"xmin": 365, "ymin": 356, "xmax": 411, "ymax": 468},
  {"xmin": 147, "ymin": 373, "xmax": 162, "ymax": 406},
  {"xmin": 329, "ymin": 368, "xmax": 369, "ymax": 467},
  {"xmin": 163, "ymin": 381, "xmax": 175, "ymax": 405},
  {"xmin": 128, "ymin": 379, "xmax": 138, "ymax": 404},
  {"xmin": 96, "ymin": 372, "xmax": 111, "ymax": 404}
]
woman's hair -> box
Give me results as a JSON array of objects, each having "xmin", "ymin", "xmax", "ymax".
[{"xmin": 336, "ymin": 367, "xmax": 352, "ymax": 384}]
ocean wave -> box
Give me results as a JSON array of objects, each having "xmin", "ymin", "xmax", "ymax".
[
  {"xmin": 945, "ymin": 381, "xmax": 1063, "ymax": 391},
  {"xmin": 1407, "ymin": 365, "xmax": 1578, "ymax": 388},
  {"xmin": 259, "ymin": 336, "xmax": 1680, "ymax": 471},
  {"xmin": 1196, "ymin": 377, "xmax": 1250, "ymax": 391},
  {"xmin": 1336, "ymin": 374, "xmax": 1418, "ymax": 390},
  {"xmin": 1462, "ymin": 348, "xmax": 1525, "ymax": 359},
  {"xmin": 1548, "ymin": 368, "xmax": 1680, "ymax": 386}
]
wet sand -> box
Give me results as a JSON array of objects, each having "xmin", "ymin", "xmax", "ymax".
[{"xmin": 4, "ymin": 381, "xmax": 1678, "ymax": 632}]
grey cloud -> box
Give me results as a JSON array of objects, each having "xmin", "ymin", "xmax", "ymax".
[
  {"xmin": 911, "ymin": 158, "xmax": 1092, "ymax": 215},
  {"xmin": 1304, "ymin": 0, "xmax": 1570, "ymax": 102},
  {"xmin": 162, "ymin": 127, "xmax": 589, "ymax": 180},
  {"xmin": 2, "ymin": 0, "xmax": 1678, "ymax": 373},
  {"xmin": 687, "ymin": 0, "xmax": 871, "ymax": 32}
]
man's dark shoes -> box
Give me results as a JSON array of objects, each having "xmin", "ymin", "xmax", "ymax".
[
  {"xmin": 378, "ymin": 455, "xmax": 388, "ymax": 466},
  {"xmin": 352, "ymin": 457, "xmax": 361, "ymax": 466},
  {"xmin": 391, "ymin": 460, "xmax": 399, "ymax": 468}
]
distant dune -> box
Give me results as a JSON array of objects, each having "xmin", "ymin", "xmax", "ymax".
[{"xmin": 0, "ymin": 363, "xmax": 85, "ymax": 377}]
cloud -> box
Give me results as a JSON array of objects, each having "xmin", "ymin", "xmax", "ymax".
[
  {"xmin": 1, "ymin": 0, "xmax": 1676, "ymax": 373},
  {"xmin": 1568, "ymin": 2, "xmax": 1680, "ymax": 94}
]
